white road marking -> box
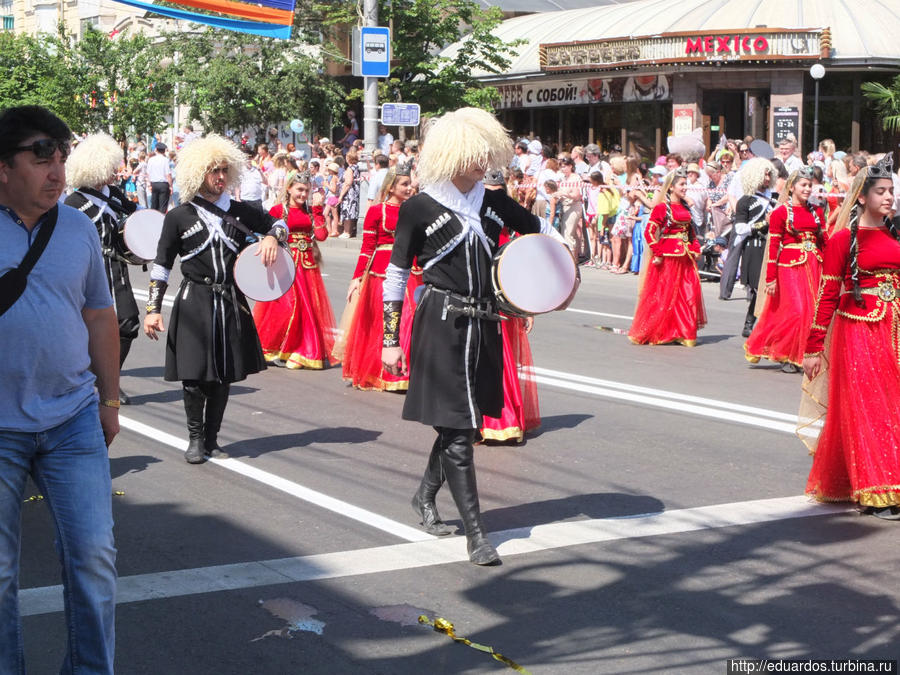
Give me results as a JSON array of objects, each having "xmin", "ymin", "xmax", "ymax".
[
  {"xmin": 20, "ymin": 496, "xmax": 850, "ymax": 617},
  {"xmin": 117, "ymin": 416, "xmax": 435, "ymax": 544},
  {"xmin": 565, "ymin": 307, "xmax": 633, "ymax": 320},
  {"xmin": 525, "ymin": 367, "xmax": 798, "ymax": 434}
]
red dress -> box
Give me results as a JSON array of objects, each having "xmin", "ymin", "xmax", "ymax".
[
  {"xmin": 745, "ymin": 203, "xmax": 826, "ymax": 366},
  {"xmin": 481, "ymin": 228, "xmax": 541, "ymax": 442},
  {"xmin": 252, "ymin": 203, "xmax": 338, "ymax": 369},
  {"xmin": 804, "ymin": 226, "xmax": 900, "ymax": 507},
  {"xmin": 480, "ymin": 316, "xmax": 540, "ymax": 442},
  {"xmin": 342, "ymin": 202, "xmax": 423, "ymax": 390},
  {"xmin": 628, "ymin": 202, "xmax": 706, "ymax": 346}
]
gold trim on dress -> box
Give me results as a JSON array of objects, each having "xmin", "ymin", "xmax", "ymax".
[{"xmin": 480, "ymin": 426, "xmax": 524, "ymax": 442}]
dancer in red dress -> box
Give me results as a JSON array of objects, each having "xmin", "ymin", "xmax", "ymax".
[
  {"xmin": 480, "ymin": 315, "xmax": 540, "ymax": 443},
  {"xmin": 342, "ymin": 167, "xmax": 422, "ymax": 390},
  {"xmin": 628, "ymin": 167, "xmax": 706, "ymax": 346},
  {"xmin": 252, "ymin": 170, "xmax": 338, "ymax": 369},
  {"xmin": 479, "ymin": 210, "xmax": 541, "ymax": 443},
  {"xmin": 745, "ymin": 168, "xmax": 826, "ymax": 372},
  {"xmin": 801, "ymin": 156, "xmax": 900, "ymax": 520}
]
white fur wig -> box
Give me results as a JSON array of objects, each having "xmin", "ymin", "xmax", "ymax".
[
  {"xmin": 739, "ymin": 157, "xmax": 777, "ymax": 195},
  {"xmin": 66, "ymin": 133, "xmax": 122, "ymax": 189},
  {"xmin": 416, "ymin": 107, "xmax": 513, "ymax": 186},
  {"xmin": 175, "ymin": 133, "xmax": 244, "ymax": 202}
]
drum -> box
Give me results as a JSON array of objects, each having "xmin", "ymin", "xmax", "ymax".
[
  {"xmin": 492, "ymin": 233, "xmax": 577, "ymax": 316},
  {"xmin": 122, "ymin": 209, "xmax": 165, "ymax": 264},
  {"xmin": 233, "ymin": 243, "xmax": 296, "ymax": 302}
]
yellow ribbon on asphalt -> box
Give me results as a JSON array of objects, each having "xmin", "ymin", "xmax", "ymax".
[{"xmin": 418, "ymin": 615, "xmax": 531, "ymax": 674}]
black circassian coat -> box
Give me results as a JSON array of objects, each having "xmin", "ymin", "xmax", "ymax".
[
  {"xmin": 390, "ymin": 188, "xmax": 543, "ymax": 430},
  {"xmin": 154, "ymin": 198, "xmax": 276, "ymax": 383}
]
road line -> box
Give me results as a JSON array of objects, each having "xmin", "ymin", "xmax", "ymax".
[
  {"xmin": 525, "ymin": 370, "xmax": 797, "ymax": 434},
  {"xmin": 565, "ymin": 307, "xmax": 633, "ymax": 320},
  {"xmin": 529, "ymin": 367, "xmax": 797, "ymax": 423},
  {"xmin": 20, "ymin": 496, "xmax": 849, "ymax": 616},
  {"xmin": 118, "ymin": 416, "xmax": 435, "ymax": 544}
]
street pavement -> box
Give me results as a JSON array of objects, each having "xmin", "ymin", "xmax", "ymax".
[{"xmin": 20, "ymin": 238, "xmax": 900, "ymax": 674}]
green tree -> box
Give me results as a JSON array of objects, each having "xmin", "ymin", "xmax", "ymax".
[
  {"xmin": 68, "ymin": 27, "xmax": 176, "ymax": 140},
  {"xmin": 0, "ymin": 31, "xmax": 81, "ymax": 126},
  {"xmin": 862, "ymin": 76, "xmax": 900, "ymax": 134},
  {"xmin": 316, "ymin": 0, "xmax": 521, "ymax": 113},
  {"xmin": 157, "ymin": 26, "xmax": 346, "ymax": 136},
  {"xmin": 0, "ymin": 28, "xmax": 174, "ymax": 140}
]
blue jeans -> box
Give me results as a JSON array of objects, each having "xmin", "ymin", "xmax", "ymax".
[{"xmin": 0, "ymin": 403, "xmax": 116, "ymax": 674}]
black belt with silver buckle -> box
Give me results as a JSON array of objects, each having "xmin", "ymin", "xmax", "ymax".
[{"xmin": 426, "ymin": 286, "xmax": 505, "ymax": 322}]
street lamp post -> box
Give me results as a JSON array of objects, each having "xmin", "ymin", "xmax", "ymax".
[{"xmin": 810, "ymin": 63, "xmax": 826, "ymax": 153}]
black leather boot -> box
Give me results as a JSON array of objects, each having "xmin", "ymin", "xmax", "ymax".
[
  {"xmin": 411, "ymin": 435, "xmax": 454, "ymax": 536},
  {"xmin": 742, "ymin": 317, "xmax": 756, "ymax": 338},
  {"xmin": 118, "ymin": 338, "xmax": 132, "ymax": 405},
  {"xmin": 439, "ymin": 428, "xmax": 500, "ymax": 565},
  {"xmin": 182, "ymin": 383, "xmax": 206, "ymax": 464},
  {"xmin": 203, "ymin": 383, "xmax": 230, "ymax": 459}
]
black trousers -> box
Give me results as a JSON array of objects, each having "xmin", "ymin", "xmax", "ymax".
[{"xmin": 150, "ymin": 182, "xmax": 171, "ymax": 212}]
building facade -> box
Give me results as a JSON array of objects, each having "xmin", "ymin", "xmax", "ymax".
[{"xmin": 444, "ymin": 0, "xmax": 900, "ymax": 158}]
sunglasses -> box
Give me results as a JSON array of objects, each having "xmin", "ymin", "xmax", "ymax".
[
  {"xmin": 739, "ymin": 148, "xmax": 750, "ymax": 153},
  {"xmin": 13, "ymin": 138, "xmax": 70, "ymax": 160}
]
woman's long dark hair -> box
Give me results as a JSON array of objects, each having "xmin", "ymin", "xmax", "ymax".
[{"xmin": 848, "ymin": 176, "xmax": 900, "ymax": 306}]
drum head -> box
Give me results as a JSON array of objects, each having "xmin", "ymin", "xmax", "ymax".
[
  {"xmin": 495, "ymin": 234, "xmax": 576, "ymax": 314},
  {"xmin": 122, "ymin": 209, "xmax": 165, "ymax": 263},
  {"xmin": 234, "ymin": 244, "xmax": 296, "ymax": 302}
]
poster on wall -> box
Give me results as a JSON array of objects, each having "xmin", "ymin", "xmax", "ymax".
[
  {"xmin": 672, "ymin": 107, "xmax": 694, "ymax": 136},
  {"xmin": 773, "ymin": 106, "xmax": 800, "ymax": 144}
]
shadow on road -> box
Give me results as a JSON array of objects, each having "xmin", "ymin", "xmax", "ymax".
[
  {"xmin": 481, "ymin": 492, "xmax": 665, "ymax": 533},
  {"xmin": 109, "ymin": 454, "xmax": 163, "ymax": 479},
  {"xmin": 224, "ymin": 427, "xmax": 383, "ymax": 458},
  {"xmin": 528, "ymin": 413, "xmax": 594, "ymax": 439},
  {"xmin": 125, "ymin": 384, "xmax": 258, "ymax": 406}
]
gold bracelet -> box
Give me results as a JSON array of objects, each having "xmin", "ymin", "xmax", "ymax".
[{"xmin": 99, "ymin": 399, "xmax": 121, "ymax": 409}]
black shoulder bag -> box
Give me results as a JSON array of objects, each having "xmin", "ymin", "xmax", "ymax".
[{"xmin": 0, "ymin": 205, "xmax": 59, "ymax": 317}]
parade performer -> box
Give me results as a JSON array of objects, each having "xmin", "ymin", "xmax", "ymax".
[
  {"xmin": 732, "ymin": 158, "xmax": 779, "ymax": 337},
  {"xmin": 381, "ymin": 108, "xmax": 575, "ymax": 564},
  {"xmin": 64, "ymin": 132, "xmax": 139, "ymax": 404},
  {"xmin": 342, "ymin": 166, "xmax": 422, "ymax": 390},
  {"xmin": 252, "ymin": 170, "xmax": 338, "ymax": 369},
  {"xmin": 745, "ymin": 168, "xmax": 826, "ymax": 371},
  {"xmin": 800, "ymin": 155, "xmax": 900, "ymax": 520},
  {"xmin": 628, "ymin": 166, "xmax": 706, "ymax": 347},
  {"xmin": 143, "ymin": 134, "xmax": 287, "ymax": 464},
  {"xmin": 479, "ymin": 175, "xmax": 541, "ymax": 443}
]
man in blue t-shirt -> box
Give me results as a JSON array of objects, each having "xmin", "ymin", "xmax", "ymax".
[{"xmin": 0, "ymin": 106, "xmax": 119, "ymax": 674}]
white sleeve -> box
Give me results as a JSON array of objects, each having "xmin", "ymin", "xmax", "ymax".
[
  {"xmin": 150, "ymin": 263, "xmax": 171, "ymax": 282},
  {"xmin": 383, "ymin": 262, "xmax": 411, "ymax": 302}
]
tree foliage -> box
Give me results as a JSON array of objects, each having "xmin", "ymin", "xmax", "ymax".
[
  {"xmin": 862, "ymin": 77, "xmax": 900, "ymax": 134},
  {"xmin": 0, "ymin": 27, "xmax": 174, "ymax": 140},
  {"xmin": 157, "ymin": 27, "xmax": 346, "ymax": 136},
  {"xmin": 69, "ymin": 28, "xmax": 175, "ymax": 140},
  {"xmin": 315, "ymin": 0, "xmax": 521, "ymax": 113}
]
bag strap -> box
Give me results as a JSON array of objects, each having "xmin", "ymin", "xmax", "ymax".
[
  {"xmin": 19, "ymin": 205, "xmax": 59, "ymax": 275},
  {"xmin": 191, "ymin": 196, "xmax": 258, "ymax": 241}
]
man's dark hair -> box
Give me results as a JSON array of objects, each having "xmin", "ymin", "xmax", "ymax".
[
  {"xmin": 515, "ymin": 141, "xmax": 528, "ymax": 153},
  {"xmin": 770, "ymin": 158, "xmax": 789, "ymax": 180},
  {"xmin": 375, "ymin": 154, "xmax": 389, "ymax": 168},
  {"xmin": 0, "ymin": 105, "xmax": 70, "ymax": 164}
]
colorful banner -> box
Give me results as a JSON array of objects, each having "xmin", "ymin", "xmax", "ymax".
[{"xmin": 110, "ymin": 0, "xmax": 295, "ymax": 39}]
